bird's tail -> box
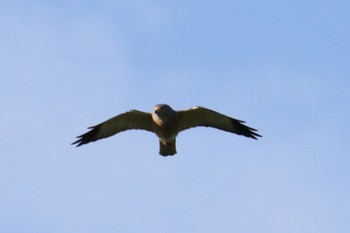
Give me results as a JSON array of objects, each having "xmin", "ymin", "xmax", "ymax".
[{"xmin": 159, "ymin": 140, "xmax": 177, "ymax": 156}]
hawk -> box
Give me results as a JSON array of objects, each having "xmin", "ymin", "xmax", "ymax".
[{"xmin": 72, "ymin": 104, "xmax": 261, "ymax": 156}]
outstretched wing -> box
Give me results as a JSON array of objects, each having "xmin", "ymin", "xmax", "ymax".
[
  {"xmin": 72, "ymin": 110, "xmax": 154, "ymax": 146},
  {"xmin": 176, "ymin": 106, "xmax": 261, "ymax": 139}
]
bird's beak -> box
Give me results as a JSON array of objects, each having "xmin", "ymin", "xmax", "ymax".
[{"xmin": 154, "ymin": 106, "xmax": 159, "ymax": 114}]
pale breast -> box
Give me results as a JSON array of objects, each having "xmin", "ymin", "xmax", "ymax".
[{"xmin": 152, "ymin": 119, "xmax": 178, "ymax": 142}]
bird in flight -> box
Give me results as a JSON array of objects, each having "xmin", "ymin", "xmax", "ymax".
[{"xmin": 72, "ymin": 104, "xmax": 261, "ymax": 156}]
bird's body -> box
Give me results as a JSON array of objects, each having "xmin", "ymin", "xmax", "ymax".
[{"xmin": 72, "ymin": 104, "xmax": 261, "ymax": 156}]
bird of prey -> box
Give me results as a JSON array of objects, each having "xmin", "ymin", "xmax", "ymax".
[{"xmin": 72, "ymin": 104, "xmax": 261, "ymax": 156}]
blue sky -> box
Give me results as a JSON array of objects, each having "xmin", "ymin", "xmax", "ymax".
[{"xmin": 1, "ymin": 0, "xmax": 349, "ymax": 232}]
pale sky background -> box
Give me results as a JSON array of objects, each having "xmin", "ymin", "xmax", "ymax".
[{"xmin": 1, "ymin": 1, "xmax": 349, "ymax": 232}]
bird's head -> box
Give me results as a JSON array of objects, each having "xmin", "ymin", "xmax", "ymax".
[{"xmin": 153, "ymin": 104, "xmax": 176, "ymax": 124}]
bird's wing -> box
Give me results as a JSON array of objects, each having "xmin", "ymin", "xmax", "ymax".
[
  {"xmin": 176, "ymin": 106, "xmax": 261, "ymax": 139},
  {"xmin": 72, "ymin": 110, "xmax": 154, "ymax": 146}
]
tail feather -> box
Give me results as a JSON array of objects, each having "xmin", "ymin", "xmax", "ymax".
[{"xmin": 159, "ymin": 140, "xmax": 177, "ymax": 156}]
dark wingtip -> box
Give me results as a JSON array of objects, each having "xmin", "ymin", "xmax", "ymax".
[
  {"xmin": 233, "ymin": 119, "xmax": 262, "ymax": 139},
  {"xmin": 249, "ymin": 131, "xmax": 262, "ymax": 140},
  {"xmin": 71, "ymin": 133, "xmax": 86, "ymax": 146},
  {"xmin": 71, "ymin": 138, "xmax": 84, "ymax": 147},
  {"xmin": 247, "ymin": 126, "xmax": 262, "ymax": 139},
  {"xmin": 71, "ymin": 125, "xmax": 98, "ymax": 147}
]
